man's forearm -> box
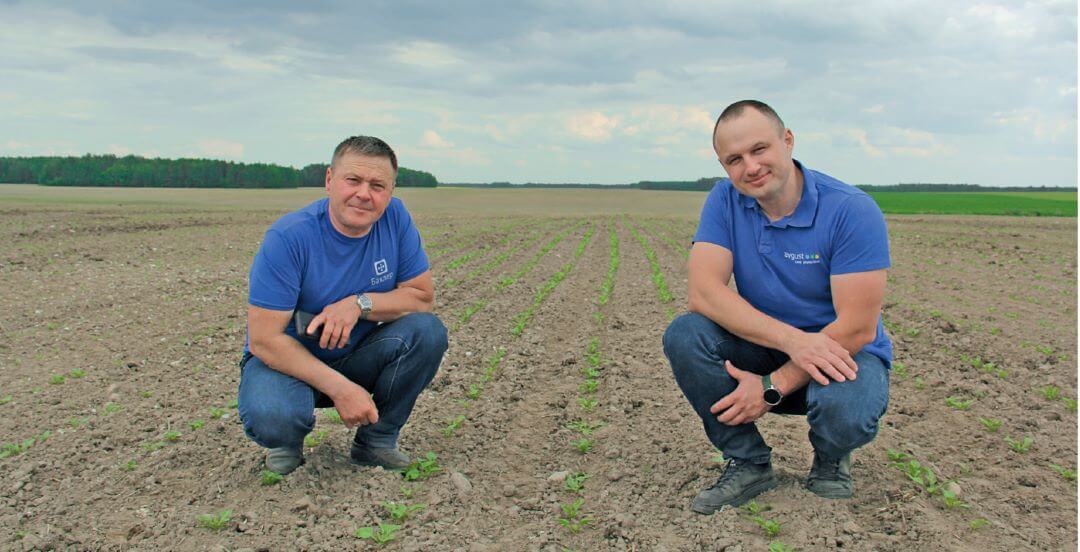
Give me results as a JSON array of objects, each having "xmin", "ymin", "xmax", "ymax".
[
  {"xmin": 770, "ymin": 320, "xmax": 872, "ymax": 394},
  {"xmin": 250, "ymin": 334, "xmax": 352, "ymax": 399},
  {"xmin": 365, "ymin": 286, "xmax": 434, "ymax": 322},
  {"xmin": 689, "ymin": 282, "xmax": 801, "ymax": 351}
]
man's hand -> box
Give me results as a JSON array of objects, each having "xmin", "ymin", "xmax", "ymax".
[
  {"xmin": 781, "ymin": 330, "xmax": 857, "ymax": 386},
  {"xmin": 309, "ymin": 295, "xmax": 362, "ymax": 350},
  {"xmin": 711, "ymin": 361, "xmax": 771, "ymax": 426},
  {"xmin": 329, "ymin": 380, "xmax": 379, "ymax": 428}
]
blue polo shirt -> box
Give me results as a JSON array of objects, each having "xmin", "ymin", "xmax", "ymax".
[
  {"xmin": 693, "ymin": 160, "xmax": 892, "ymax": 365},
  {"xmin": 245, "ymin": 197, "xmax": 429, "ymax": 363}
]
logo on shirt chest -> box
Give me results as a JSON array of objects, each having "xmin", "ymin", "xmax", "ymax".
[
  {"xmin": 783, "ymin": 251, "xmax": 822, "ymax": 265},
  {"xmin": 370, "ymin": 258, "xmax": 394, "ymax": 285}
]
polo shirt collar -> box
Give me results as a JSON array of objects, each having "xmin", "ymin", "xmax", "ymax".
[{"xmin": 739, "ymin": 159, "xmax": 819, "ymax": 228}]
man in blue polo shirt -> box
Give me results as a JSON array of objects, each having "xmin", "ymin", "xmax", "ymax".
[
  {"xmin": 663, "ymin": 100, "xmax": 891, "ymax": 514},
  {"xmin": 239, "ymin": 135, "xmax": 447, "ymax": 475}
]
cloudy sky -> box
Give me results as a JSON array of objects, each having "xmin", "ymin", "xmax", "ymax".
[{"xmin": 2, "ymin": 1, "xmax": 1076, "ymax": 186}]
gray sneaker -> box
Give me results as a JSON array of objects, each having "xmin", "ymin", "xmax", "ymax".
[
  {"xmin": 691, "ymin": 459, "xmax": 778, "ymax": 515},
  {"xmin": 806, "ymin": 451, "xmax": 853, "ymax": 499},
  {"xmin": 265, "ymin": 447, "xmax": 304, "ymax": 475},
  {"xmin": 350, "ymin": 444, "xmax": 411, "ymax": 470}
]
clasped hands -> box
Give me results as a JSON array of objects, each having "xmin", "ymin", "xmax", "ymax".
[{"xmin": 711, "ymin": 331, "xmax": 857, "ymax": 426}]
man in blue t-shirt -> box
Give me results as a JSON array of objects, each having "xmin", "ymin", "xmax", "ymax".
[
  {"xmin": 239, "ymin": 135, "xmax": 447, "ymax": 475},
  {"xmin": 663, "ymin": 100, "xmax": 891, "ymax": 514}
]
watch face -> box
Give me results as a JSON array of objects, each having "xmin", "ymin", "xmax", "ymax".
[{"xmin": 763, "ymin": 388, "xmax": 783, "ymax": 406}]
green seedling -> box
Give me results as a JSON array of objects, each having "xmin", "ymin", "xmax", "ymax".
[
  {"xmin": 481, "ymin": 348, "xmax": 506, "ymax": 382},
  {"xmin": 163, "ymin": 431, "xmax": 181, "ymax": 442},
  {"xmin": 465, "ymin": 384, "xmax": 482, "ymax": 400},
  {"xmin": 769, "ymin": 542, "xmax": 795, "ymax": 552},
  {"xmin": 892, "ymin": 361, "xmax": 908, "ymax": 379},
  {"xmin": 566, "ymin": 420, "xmax": 604, "ymax": 436},
  {"xmin": 751, "ymin": 516, "xmax": 782, "ymax": 538},
  {"xmin": 580, "ymin": 379, "xmax": 599, "ymax": 394},
  {"xmin": 399, "ymin": 484, "xmax": 416, "ymax": 498},
  {"xmin": 740, "ymin": 500, "xmax": 772, "ymax": 515},
  {"xmin": 1005, "ymin": 435, "xmax": 1033, "ymax": 453},
  {"xmin": 584, "ymin": 338, "xmax": 602, "ymax": 367},
  {"xmin": 558, "ymin": 498, "xmax": 593, "ymax": 533},
  {"xmin": 564, "ymin": 472, "xmax": 591, "ymax": 493},
  {"xmin": 969, "ymin": 518, "xmax": 990, "ymax": 530},
  {"xmin": 49, "ymin": 375, "xmax": 65, "ymax": 385},
  {"xmin": 69, "ymin": 417, "xmax": 87, "ymax": 429},
  {"xmin": 1063, "ymin": 398, "xmax": 1078, "ymax": 411},
  {"xmin": 886, "ymin": 449, "xmax": 912, "ymax": 462},
  {"xmin": 978, "ymin": 417, "xmax": 1002, "ymax": 432},
  {"xmin": 304, "ymin": 429, "xmax": 328, "ymax": 448},
  {"xmin": 571, "ymin": 438, "xmax": 594, "ymax": 454},
  {"xmin": 382, "ymin": 501, "xmax": 425, "ymax": 521},
  {"xmin": 941, "ymin": 489, "xmax": 969, "ymax": 510},
  {"xmin": 577, "ymin": 397, "xmax": 598, "ymax": 412},
  {"xmin": 140, "ymin": 441, "xmax": 167, "ymax": 452},
  {"xmin": 196, "ymin": 510, "xmax": 232, "ymax": 531},
  {"xmin": 0, "ymin": 432, "xmax": 51, "ymax": 459},
  {"xmin": 1050, "ymin": 464, "xmax": 1077, "ymax": 482},
  {"xmin": 0, "ymin": 395, "xmax": 11, "ymax": 405},
  {"xmin": 323, "ymin": 409, "xmax": 343, "ymax": 423},
  {"xmin": 1034, "ymin": 344, "xmax": 1054, "ymax": 356},
  {"xmin": 995, "ymin": 368, "xmax": 1008, "ymax": 379},
  {"xmin": 914, "ymin": 377, "xmax": 925, "ymax": 390},
  {"xmin": 260, "ymin": 470, "xmax": 284, "ymax": 486},
  {"xmin": 355, "ymin": 523, "xmax": 401, "ymax": 545},
  {"xmin": 120, "ymin": 459, "xmax": 138, "ymax": 471},
  {"xmin": 69, "ymin": 369, "xmax": 86, "ymax": 378},
  {"xmin": 209, "ymin": 406, "xmax": 227, "ymax": 419},
  {"xmin": 442, "ymin": 414, "xmax": 466, "ymax": 437},
  {"xmin": 945, "ymin": 396, "xmax": 974, "ymax": 410},
  {"xmin": 228, "ymin": 399, "xmax": 239, "ymax": 408},
  {"xmin": 581, "ymin": 366, "xmax": 601, "ymax": 379},
  {"xmin": 403, "ymin": 452, "xmax": 441, "ymax": 481},
  {"xmin": 1039, "ymin": 385, "xmax": 1061, "ymax": 400},
  {"xmin": 189, "ymin": 419, "xmax": 205, "ymax": 430},
  {"xmin": 102, "ymin": 402, "xmax": 121, "ymax": 415},
  {"xmin": 140, "ymin": 390, "xmax": 151, "ymax": 398}
]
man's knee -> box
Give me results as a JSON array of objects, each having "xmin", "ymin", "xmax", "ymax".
[
  {"xmin": 809, "ymin": 394, "xmax": 883, "ymax": 451},
  {"xmin": 664, "ymin": 312, "xmax": 728, "ymax": 373},
  {"xmin": 241, "ymin": 402, "xmax": 313, "ymax": 449},
  {"xmin": 397, "ymin": 312, "xmax": 448, "ymax": 355}
]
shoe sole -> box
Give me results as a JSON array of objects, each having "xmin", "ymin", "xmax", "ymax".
[
  {"xmin": 690, "ymin": 476, "xmax": 779, "ymax": 515},
  {"xmin": 806, "ymin": 483, "xmax": 853, "ymax": 499},
  {"xmin": 348, "ymin": 457, "xmax": 408, "ymax": 471}
]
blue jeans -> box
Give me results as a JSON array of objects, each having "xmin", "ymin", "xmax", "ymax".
[
  {"xmin": 238, "ymin": 312, "xmax": 448, "ymax": 450},
  {"xmin": 663, "ymin": 312, "xmax": 889, "ymax": 465}
]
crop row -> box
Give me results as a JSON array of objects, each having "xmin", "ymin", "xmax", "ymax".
[
  {"xmin": 510, "ymin": 223, "xmax": 596, "ymax": 336},
  {"xmin": 626, "ymin": 217, "xmax": 675, "ymax": 316},
  {"xmin": 443, "ymin": 219, "xmax": 564, "ymax": 289}
]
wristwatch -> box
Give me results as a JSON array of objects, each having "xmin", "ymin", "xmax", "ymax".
[
  {"xmin": 762, "ymin": 374, "xmax": 783, "ymax": 406},
  {"xmin": 356, "ymin": 293, "xmax": 373, "ymax": 320}
]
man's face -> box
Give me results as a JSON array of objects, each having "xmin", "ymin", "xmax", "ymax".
[
  {"xmin": 713, "ymin": 109, "xmax": 795, "ymax": 202},
  {"xmin": 324, "ymin": 152, "xmax": 395, "ymax": 237}
]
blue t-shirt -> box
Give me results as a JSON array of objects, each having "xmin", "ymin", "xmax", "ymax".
[
  {"xmin": 245, "ymin": 197, "xmax": 429, "ymax": 363},
  {"xmin": 693, "ymin": 160, "xmax": 893, "ymax": 365}
]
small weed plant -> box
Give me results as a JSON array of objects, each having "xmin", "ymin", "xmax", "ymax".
[
  {"xmin": 189, "ymin": 420, "xmax": 205, "ymax": 430},
  {"xmin": 1039, "ymin": 385, "xmax": 1061, "ymax": 400},
  {"xmin": 558, "ymin": 498, "xmax": 593, "ymax": 533},
  {"xmin": 1005, "ymin": 435, "xmax": 1033, "ymax": 454},
  {"xmin": 769, "ymin": 542, "xmax": 795, "ymax": 552},
  {"xmin": 978, "ymin": 417, "xmax": 1002, "ymax": 432},
  {"xmin": 196, "ymin": 510, "xmax": 232, "ymax": 531},
  {"xmin": 564, "ymin": 472, "xmax": 591, "ymax": 493},
  {"xmin": 945, "ymin": 396, "xmax": 974, "ymax": 410},
  {"xmin": 1050, "ymin": 464, "xmax": 1077, "ymax": 481},
  {"xmin": 969, "ymin": 518, "xmax": 990, "ymax": 530},
  {"xmin": 577, "ymin": 397, "xmax": 598, "ymax": 412},
  {"xmin": 442, "ymin": 414, "xmax": 466, "ymax": 437},
  {"xmin": 355, "ymin": 523, "xmax": 401, "ymax": 545},
  {"xmin": 382, "ymin": 501, "xmax": 425, "ymax": 521},
  {"xmin": 571, "ymin": 438, "xmax": 594, "ymax": 454},
  {"xmin": 403, "ymin": 452, "xmax": 441, "ymax": 481},
  {"xmin": 69, "ymin": 369, "xmax": 86, "ymax": 378},
  {"xmin": 209, "ymin": 406, "xmax": 226, "ymax": 419},
  {"xmin": 260, "ymin": 470, "xmax": 284, "ymax": 486},
  {"xmin": 566, "ymin": 420, "xmax": 604, "ymax": 436},
  {"xmin": 750, "ymin": 516, "xmax": 782, "ymax": 538}
]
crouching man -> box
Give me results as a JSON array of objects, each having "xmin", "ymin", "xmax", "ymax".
[
  {"xmin": 664, "ymin": 100, "xmax": 892, "ymax": 514},
  {"xmin": 239, "ymin": 135, "xmax": 447, "ymax": 475}
]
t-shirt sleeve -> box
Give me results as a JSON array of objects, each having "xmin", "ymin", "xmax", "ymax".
[
  {"xmin": 830, "ymin": 194, "xmax": 891, "ymax": 275},
  {"xmin": 692, "ymin": 182, "xmax": 734, "ymax": 251},
  {"xmin": 248, "ymin": 228, "xmax": 303, "ymax": 311},
  {"xmin": 394, "ymin": 201, "xmax": 429, "ymax": 283}
]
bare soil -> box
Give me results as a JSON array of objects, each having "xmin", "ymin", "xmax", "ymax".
[{"xmin": 0, "ymin": 204, "xmax": 1075, "ymax": 551}]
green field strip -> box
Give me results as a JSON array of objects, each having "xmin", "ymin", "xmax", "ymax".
[
  {"xmin": 597, "ymin": 218, "xmax": 620, "ymax": 307},
  {"xmin": 868, "ymin": 192, "xmax": 1077, "ymax": 217}
]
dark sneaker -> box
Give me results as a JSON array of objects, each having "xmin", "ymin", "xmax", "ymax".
[
  {"xmin": 806, "ymin": 451, "xmax": 853, "ymax": 499},
  {"xmin": 265, "ymin": 447, "xmax": 304, "ymax": 475},
  {"xmin": 691, "ymin": 459, "xmax": 778, "ymax": 515},
  {"xmin": 350, "ymin": 444, "xmax": 411, "ymax": 470}
]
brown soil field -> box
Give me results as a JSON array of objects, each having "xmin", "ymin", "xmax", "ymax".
[{"xmin": 0, "ymin": 187, "xmax": 1076, "ymax": 551}]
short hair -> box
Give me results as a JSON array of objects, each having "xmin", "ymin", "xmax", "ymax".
[
  {"xmin": 713, "ymin": 100, "xmax": 786, "ymax": 138},
  {"xmin": 331, "ymin": 135, "xmax": 398, "ymax": 172}
]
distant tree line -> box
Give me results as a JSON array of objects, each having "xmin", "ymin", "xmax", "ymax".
[
  {"xmin": 0, "ymin": 155, "xmax": 438, "ymax": 188},
  {"xmin": 445, "ymin": 179, "xmax": 1076, "ymax": 192}
]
